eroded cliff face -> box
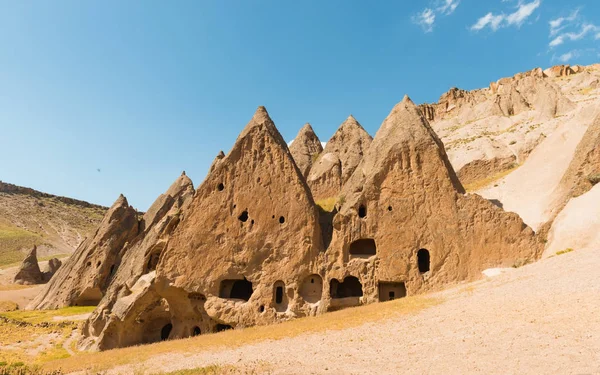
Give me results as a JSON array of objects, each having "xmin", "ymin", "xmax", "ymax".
[
  {"xmin": 323, "ymin": 96, "xmax": 542, "ymax": 309},
  {"xmin": 419, "ymin": 65, "xmax": 581, "ymax": 186},
  {"xmin": 73, "ymin": 101, "xmax": 542, "ymax": 351},
  {"xmin": 27, "ymin": 195, "xmax": 139, "ymax": 310},
  {"xmin": 79, "ymin": 173, "xmax": 195, "ymax": 349}
]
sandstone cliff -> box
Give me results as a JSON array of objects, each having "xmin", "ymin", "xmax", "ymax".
[
  {"xmin": 27, "ymin": 195, "xmax": 139, "ymax": 309},
  {"xmin": 322, "ymin": 96, "xmax": 542, "ymax": 308},
  {"xmin": 78, "ymin": 102, "xmax": 542, "ymax": 351},
  {"xmin": 80, "ymin": 173, "xmax": 195, "ymax": 349}
]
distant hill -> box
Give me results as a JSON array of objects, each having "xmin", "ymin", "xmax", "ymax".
[{"xmin": 0, "ymin": 181, "xmax": 107, "ymax": 267}]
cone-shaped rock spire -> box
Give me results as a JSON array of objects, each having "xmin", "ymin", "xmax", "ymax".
[
  {"xmin": 289, "ymin": 123, "xmax": 323, "ymax": 178},
  {"xmin": 28, "ymin": 195, "xmax": 139, "ymax": 310},
  {"xmin": 307, "ymin": 115, "xmax": 372, "ymax": 201},
  {"xmin": 326, "ymin": 96, "xmax": 541, "ymax": 296}
]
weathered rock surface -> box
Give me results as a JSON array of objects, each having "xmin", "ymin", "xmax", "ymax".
[
  {"xmin": 79, "ymin": 102, "xmax": 543, "ymax": 351},
  {"xmin": 80, "ymin": 173, "xmax": 195, "ymax": 350},
  {"xmin": 13, "ymin": 246, "xmax": 43, "ymax": 285},
  {"xmin": 289, "ymin": 123, "xmax": 323, "ymax": 178},
  {"xmin": 422, "ymin": 65, "xmax": 580, "ymax": 186},
  {"xmin": 324, "ymin": 96, "xmax": 542, "ymax": 304},
  {"xmin": 27, "ymin": 195, "xmax": 139, "ymax": 310},
  {"xmin": 556, "ymin": 113, "xmax": 600, "ymax": 199},
  {"xmin": 82, "ymin": 107, "xmax": 323, "ymax": 350},
  {"xmin": 41, "ymin": 258, "xmax": 62, "ymax": 283},
  {"xmin": 307, "ymin": 115, "xmax": 372, "ymax": 201}
]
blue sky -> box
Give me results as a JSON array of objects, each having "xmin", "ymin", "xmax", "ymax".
[{"xmin": 0, "ymin": 0, "xmax": 598, "ymax": 210}]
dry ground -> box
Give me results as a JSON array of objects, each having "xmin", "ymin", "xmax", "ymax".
[{"xmin": 29, "ymin": 244, "xmax": 599, "ymax": 375}]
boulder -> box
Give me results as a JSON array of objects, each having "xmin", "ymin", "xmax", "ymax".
[
  {"xmin": 307, "ymin": 115, "xmax": 372, "ymax": 201},
  {"xmin": 28, "ymin": 195, "xmax": 139, "ymax": 310},
  {"xmin": 289, "ymin": 123, "xmax": 323, "ymax": 178},
  {"xmin": 13, "ymin": 246, "xmax": 43, "ymax": 285}
]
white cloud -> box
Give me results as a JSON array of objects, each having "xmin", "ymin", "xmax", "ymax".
[
  {"xmin": 506, "ymin": 0, "xmax": 541, "ymax": 27},
  {"xmin": 549, "ymin": 9, "xmax": 579, "ymax": 36},
  {"xmin": 558, "ymin": 51, "xmax": 575, "ymax": 62},
  {"xmin": 438, "ymin": 0, "xmax": 460, "ymax": 15},
  {"xmin": 413, "ymin": 8, "xmax": 436, "ymax": 33},
  {"xmin": 413, "ymin": 0, "xmax": 460, "ymax": 33},
  {"xmin": 549, "ymin": 23, "xmax": 599, "ymax": 48},
  {"xmin": 470, "ymin": 0, "xmax": 541, "ymax": 32},
  {"xmin": 471, "ymin": 12, "xmax": 505, "ymax": 31}
]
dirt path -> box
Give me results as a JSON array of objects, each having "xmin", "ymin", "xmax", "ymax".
[{"xmin": 100, "ymin": 246, "xmax": 600, "ymax": 375}]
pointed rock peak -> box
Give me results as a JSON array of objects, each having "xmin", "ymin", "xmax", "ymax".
[
  {"xmin": 209, "ymin": 150, "xmax": 227, "ymax": 174},
  {"xmin": 236, "ymin": 106, "xmax": 288, "ymax": 152},
  {"xmin": 402, "ymin": 95, "xmax": 414, "ymax": 105},
  {"xmin": 181, "ymin": 171, "xmax": 186, "ymax": 176},
  {"xmin": 342, "ymin": 114, "xmax": 359, "ymax": 127},
  {"xmin": 166, "ymin": 172, "xmax": 194, "ymax": 198},
  {"xmin": 112, "ymin": 194, "xmax": 129, "ymax": 209},
  {"xmin": 239, "ymin": 106, "xmax": 277, "ymax": 136},
  {"xmin": 299, "ymin": 122, "xmax": 315, "ymax": 134},
  {"xmin": 25, "ymin": 245, "xmax": 38, "ymax": 259},
  {"xmin": 295, "ymin": 123, "xmax": 320, "ymax": 141},
  {"xmin": 245, "ymin": 106, "xmax": 273, "ymax": 131}
]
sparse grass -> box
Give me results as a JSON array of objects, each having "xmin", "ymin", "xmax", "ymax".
[
  {"xmin": 0, "ymin": 221, "xmax": 43, "ymax": 267},
  {"xmin": 0, "ymin": 301, "xmax": 18, "ymax": 313},
  {"xmin": 464, "ymin": 163, "xmax": 520, "ymax": 192},
  {"xmin": 556, "ymin": 248, "xmax": 574, "ymax": 256},
  {"xmin": 579, "ymin": 86, "xmax": 593, "ymax": 95},
  {"xmin": 0, "ymin": 362, "xmax": 63, "ymax": 375},
  {"xmin": 315, "ymin": 197, "xmax": 337, "ymax": 212},
  {"xmin": 512, "ymin": 258, "xmax": 530, "ymax": 268},
  {"xmin": 0, "ymin": 306, "xmax": 95, "ymax": 324},
  {"xmin": 159, "ymin": 364, "xmax": 271, "ymax": 375},
  {"xmin": 43, "ymin": 295, "xmax": 441, "ymax": 373}
]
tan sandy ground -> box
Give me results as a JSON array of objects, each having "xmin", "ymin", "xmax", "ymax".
[{"xmin": 73, "ymin": 245, "xmax": 600, "ymax": 375}]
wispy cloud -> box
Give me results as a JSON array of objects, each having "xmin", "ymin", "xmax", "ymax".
[
  {"xmin": 549, "ymin": 23, "xmax": 599, "ymax": 47},
  {"xmin": 438, "ymin": 0, "xmax": 460, "ymax": 15},
  {"xmin": 506, "ymin": 0, "xmax": 541, "ymax": 26},
  {"xmin": 471, "ymin": 13, "xmax": 505, "ymax": 31},
  {"xmin": 470, "ymin": 0, "xmax": 541, "ymax": 32},
  {"xmin": 557, "ymin": 50, "xmax": 576, "ymax": 63},
  {"xmin": 549, "ymin": 9, "xmax": 579, "ymax": 36},
  {"xmin": 413, "ymin": 0, "xmax": 460, "ymax": 33},
  {"xmin": 413, "ymin": 8, "xmax": 436, "ymax": 33}
]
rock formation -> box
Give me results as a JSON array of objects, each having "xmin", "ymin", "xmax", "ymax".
[
  {"xmin": 307, "ymin": 115, "xmax": 372, "ymax": 201},
  {"xmin": 80, "ymin": 107, "xmax": 323, "ymax": 350},
  {"xmin": 419, "ymin": 65, "xmax": 579, "ymax": 186},
  {"xmin": 13, "ymin": 246, "xmax": 62, "ymax": 285},
  {"xmin": 74, "ymin": 102, "xmax": 542, "ymax": 351},
  {"xmin": 289, "ymin": 123, "xmax": 323, "ymax": 178},
  {"xmin": 556, "ymin": 113, "xmax": 600, "ymax": 199},
  {"xmin": 13, "ymin": 246, "xmax": 43, "ymax": 285},
  {"xmin": 322, "ymin": 96, "xmax": 542, "ymax": 306},
  {"xmin": 80, "ymin": 172, "xmax": 195, "ymax": 350},
  {"xmin": 28, "ymin": 195, "xmax": 139, "ymax": 310}
]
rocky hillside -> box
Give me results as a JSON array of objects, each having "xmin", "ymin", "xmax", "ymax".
[{"xmin": 0, "ymin": 181, "xmax": 107, "ymax": 267}]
